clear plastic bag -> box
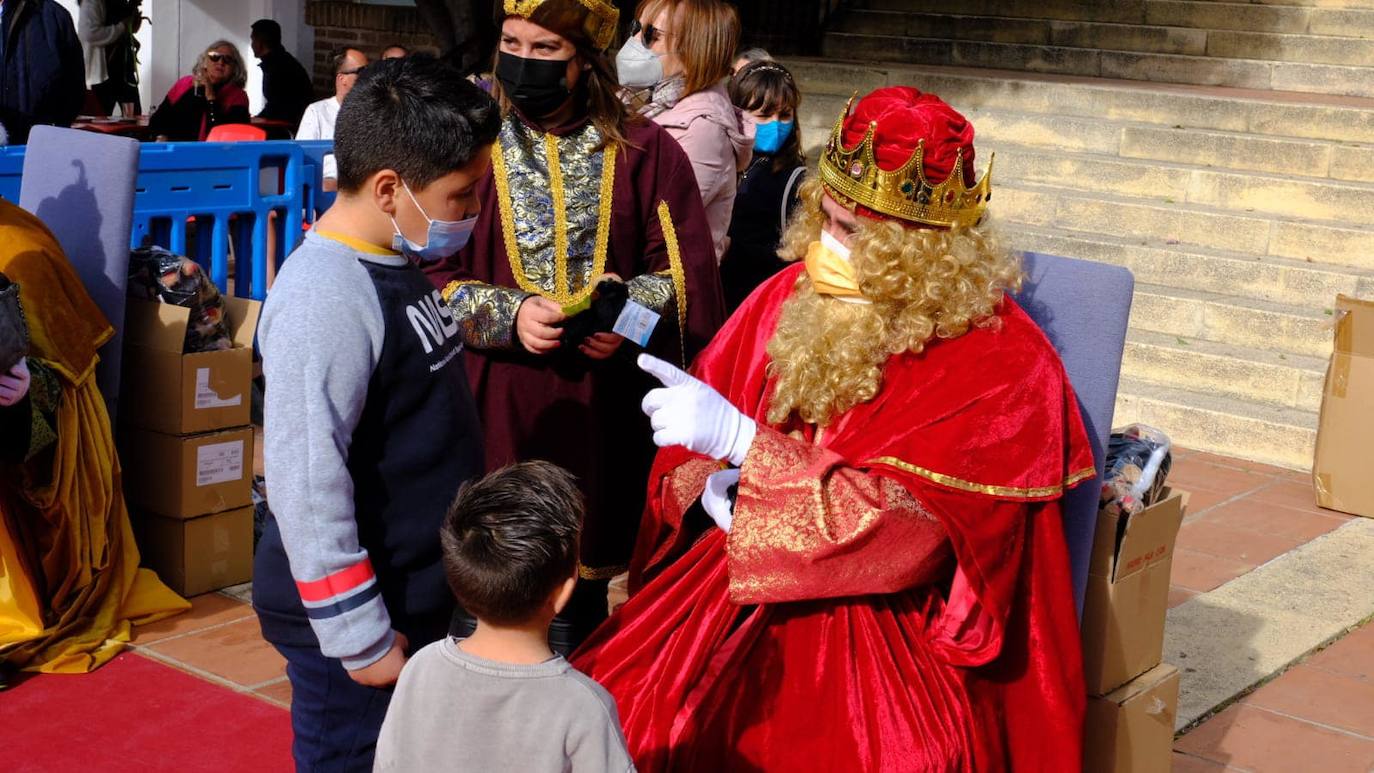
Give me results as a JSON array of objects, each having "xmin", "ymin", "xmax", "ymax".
[{"xmin": 1100, "ymin": 423, "xmax": 1173, "ymax": 518}]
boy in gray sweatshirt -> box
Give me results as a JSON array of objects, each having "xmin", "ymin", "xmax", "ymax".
[
  {"xmin": 375, "ymin": 461, "xmax": 635, "ymax": 772},
  {"xmin": 251, "ymin": 55, "xmax": 500, "ymax": 771}
]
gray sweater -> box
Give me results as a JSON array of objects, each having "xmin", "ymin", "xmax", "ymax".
[{"xmin": 375, "ymin": 638, "xmax": 636, "ymax": 772}]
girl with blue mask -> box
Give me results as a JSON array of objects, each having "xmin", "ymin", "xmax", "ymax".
[{"xmin": 720, "ymin": 59, "xmax": 807, "ymax": 312}]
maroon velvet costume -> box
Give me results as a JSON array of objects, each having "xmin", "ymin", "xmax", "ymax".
[{"xmin": 425, "ymin": 112, "xmax": 724, "ymax": 578}]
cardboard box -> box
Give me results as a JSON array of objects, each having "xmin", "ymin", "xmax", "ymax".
[
  {"xmin": 135, "ymin": 506, "xmax": 253, "ymax": 596},
  {"xmin": 120, "ymin": 297, "xmax": 261, "ymax": 435},
  {"xmin": 1314, "ymin": 294, "xmax": 1374, "ymax": 518},
  {"xmin": 1084, "ymin": 664, "xmax": 1180, "ymax": 773},
  {"xmin": 122, "ymin": 426, "xmax": 253, "ymax": 519},
  {"xmin": 1081, "ymin": 489, "xmax": 1187, "ymax": 696}
]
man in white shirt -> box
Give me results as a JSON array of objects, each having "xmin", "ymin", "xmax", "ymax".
[
  {"xmin": 297, "ymin": 46, "xmax": 368, "ymax": 141},
  {"xmin": 297, "ymin": 47, "xmax": 367, "ymax": 188}
]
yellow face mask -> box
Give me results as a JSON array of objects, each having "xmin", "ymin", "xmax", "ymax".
[{"xmin": 804, "ymin": 230, "xmax": 869, "ymax": 303}]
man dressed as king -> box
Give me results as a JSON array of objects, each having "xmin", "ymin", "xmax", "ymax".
[{"xmin": 573, "ymin": 87, "xmax": 1096, "ymax": 771}]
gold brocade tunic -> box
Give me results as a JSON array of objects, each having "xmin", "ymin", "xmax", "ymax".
[{"xmin": 445, "ymin": 116, "xmax": 675, "ymax": 351}]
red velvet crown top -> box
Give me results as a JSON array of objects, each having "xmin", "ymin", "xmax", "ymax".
[{"xmin": 837, "ymin": 87, "xmax": 978, "ymax": 222}]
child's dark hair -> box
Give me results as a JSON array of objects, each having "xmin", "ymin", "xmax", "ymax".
[
  {"xmin": 334, "ymin": 54, "xmax": 502, "ymax": 192},
  {"xmin": 440, "ymin": 461, "xmax": 583, "ymax": 626},
  {"xmin": 729, "ymin": 59, "xmax": 805, "ymax": 173}
]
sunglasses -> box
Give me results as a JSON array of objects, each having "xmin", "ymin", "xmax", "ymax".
[
  {"xmin": 629, "ymin": 19, "xmax": 671, "ymax": 46},
  {"xmin": 205, "ymin": 51, "xmax": 231, "ymax": 64},
  {"xmin": 338, "ymin": 68, "xmax": 365, "ymax": 76}
]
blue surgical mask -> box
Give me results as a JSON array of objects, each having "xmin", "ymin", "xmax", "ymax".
[
  {"xmin": 391, "ymin": 181, "xmax": 477, "ymax": 261},
  {"xmin": 616, "ymin": 35, "xmax": 664, "ymax": 90},
  {"xmin": 753, "ymin": 119, "xmax": 794, "ymax": 155}
]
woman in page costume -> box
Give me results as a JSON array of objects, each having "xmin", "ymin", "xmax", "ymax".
[
  {"xmin": 573, "ymin": 87, "xmax": 1096, "ymax": 771},
  {"xmin": 424, "ymin": 0, "xmax": 724, "ymax": 648}
]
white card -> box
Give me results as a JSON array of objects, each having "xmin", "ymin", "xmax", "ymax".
[
  {"xmin": 195, "ymin": 367, "xmax": 243, "ymax": 410},
  {"xmin": 612, "ymin": 300, "xmax": 661, "ymax": 348},
  {"xmin": 197, "ymin": 440, "xmax": 244, "ymax": 487}
]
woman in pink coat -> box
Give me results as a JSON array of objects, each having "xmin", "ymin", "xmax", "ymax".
[{"xmin": 618, "ymin": 0, "xmax": 752, "ymax": 261}]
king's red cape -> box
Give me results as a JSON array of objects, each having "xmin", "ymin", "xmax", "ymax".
[{"xmin": 573, "ymin": 264, "xmax": 1095, "ymax": 771}]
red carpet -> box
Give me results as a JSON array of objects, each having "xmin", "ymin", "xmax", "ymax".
[{"xmin": 1, "ymin": 652, "xmax": 292, "ymax": 772}]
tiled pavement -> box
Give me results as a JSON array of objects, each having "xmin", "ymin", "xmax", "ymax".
[{"xmin": 14, "ymin": 447, "xmax": 1374, "ymax": 770}]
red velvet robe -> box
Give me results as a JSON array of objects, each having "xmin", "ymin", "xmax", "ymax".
[{"xmin": 572, "ymin": 264, "xmax": 1095, "ymax": 771}]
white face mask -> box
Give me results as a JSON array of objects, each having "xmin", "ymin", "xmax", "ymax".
[{"xmin": 616, "ymin": 35, "xmax": 664, "ymax": 90}]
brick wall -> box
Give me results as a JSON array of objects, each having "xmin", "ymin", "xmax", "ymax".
[{"xmin": 305, "ymin": 2, "xmax": 441, "ymax": 94}]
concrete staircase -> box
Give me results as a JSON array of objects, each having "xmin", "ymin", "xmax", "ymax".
[{"xmin": 788, "ymin": 6, "xmax": 1374, "ymax": 467}]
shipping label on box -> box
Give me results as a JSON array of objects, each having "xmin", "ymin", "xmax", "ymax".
[
  {"xmin": 1314, "ymin": 294, "xmax": 1374, "ymax": 518},
  {"xmin": 1084, "ymin": 664, "xmax": 1180, "ymax": 773},
  {"xmin": 134, "ymin": 506, "xmax": 253, "ymax": 597},
  {"xmin": 120, "ymin": 297, "xmax": 261, "ymax": 435},
  {"xmin": 1081, "ymin": 489, "xmax": 1187, "ymax": 696},
  {"xmin": 122, "ymin": 426, "xmax": 253, "ymax": 519}
]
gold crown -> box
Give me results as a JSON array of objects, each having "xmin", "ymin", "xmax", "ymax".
[
  {"xmin": 819, "ymin": 95, "xmax": 993, "ymax": 230},
  {"xmin": 504, "ymin": 0, "xmax": 620, "ymax": 51}
]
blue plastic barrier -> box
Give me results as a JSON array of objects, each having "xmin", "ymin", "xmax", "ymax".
[
  {"xmin": 132, "ymin": 141, "xmax": 309, "ymax": 300},
  {"xmin": 6, "ymin": 140, "xmax": 324, "ymax": 299},
  {"xmin": 0, "ymin": 146, "xmax": 25, "ymax": 202},
  {"xmin": 298, "ymin": 140, "xmax": 336, "ymax": 219}
]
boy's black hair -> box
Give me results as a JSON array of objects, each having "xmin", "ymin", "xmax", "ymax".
[
  {"xmin": 250, "ymin": 19, "xmax": 282, "ymax": 49},
  {"xmin": 441, "ymin": 461, "xmax": 584, "ymax": 627},
  {"xmin": 334, "ymin": 54, "xmax": 502, "ymax": 193}
]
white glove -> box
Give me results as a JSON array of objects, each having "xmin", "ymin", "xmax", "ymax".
[
  {"xmin": 638, "ymin": 353, "xmax": 756, "ymax": 466},
  {"xmin": 701, "ymin": 467, "xmax": 740, "ymax": 533},
  {"xmin": 0, "ymin": 358, "xmax": 30, "ymax": 407}
]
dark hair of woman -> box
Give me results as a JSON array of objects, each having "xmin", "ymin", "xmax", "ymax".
[{"xmin": 729, "ymin": 59, "xmax": 804, "ymax": 173}]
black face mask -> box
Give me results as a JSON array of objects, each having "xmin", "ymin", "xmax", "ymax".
[{"xmin": 496, "ymin": 52, "xmax": 573, "ymax": 119}]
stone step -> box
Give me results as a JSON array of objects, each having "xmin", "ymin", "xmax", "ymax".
[
  {"xmin": 835, "ymin": 10, "xmax": 1374, "ymax": 65},
  {"xmin": 1112, "ymin": 377, "xmax": 1316, "ymax": 468},
  {"xmin": 984, "ymin": 142, "xmax": 1374, "ymax": 226},
  {"xmin": 1129, "ymin": 282, "xmax": 1335, "ymax": 360},
  {"xmin": 784, "ymin": 57, "xmax": 1374, "ymax": 145},
  {"xmin": 1122, "ymin": 329, "xmax": 1327, "ymax": 411},
  {"xmin": 822, "ymin": 33, "xmax": 1374, "ymax": 97},
  {"xmin": 990, "ymin": 182, "xmax": 1374, "ymax": 272},
  {"xmin": 799, "ymin": 103, "xmax": 1374, "ymax": 184},
  {"xmin": 1009, "ymin": 225, "xmax": 1374, "ymax": 310},
  {"xmin": 854, "ymin": 0, "xmax": 1374, "ymax": 33}
]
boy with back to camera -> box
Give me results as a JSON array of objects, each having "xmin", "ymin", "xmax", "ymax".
[
  {"xmin": 251, "ymin": 55, "xmax": 500, "ymax": 771},
  {"xmin": 374, "ymin": 461, "xmax": 635, "ymax": 772}
]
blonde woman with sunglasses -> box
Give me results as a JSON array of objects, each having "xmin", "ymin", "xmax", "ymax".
[
  {"xmin": 617, "ymin": 0, "xmax": 752, "ymax": 261},
  {"xmin": 148, "ymin": 40, "xmax": 250, "ymax": 141}
]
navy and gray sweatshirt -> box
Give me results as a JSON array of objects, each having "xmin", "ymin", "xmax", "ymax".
[{"xmin": 253, "ymin": 230, "xmax": 483, "ymax": 669}]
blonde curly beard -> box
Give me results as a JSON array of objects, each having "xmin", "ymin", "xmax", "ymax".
[{"xmin": 764, "ymin": 178, "xmax": 1023, "ymax": 428}]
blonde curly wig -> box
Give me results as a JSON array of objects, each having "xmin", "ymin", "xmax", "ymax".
[{"xmin": 764, "ymin": 177, "xmax": 1023, "ymax": 427}]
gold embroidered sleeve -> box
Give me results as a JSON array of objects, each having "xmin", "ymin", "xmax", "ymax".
[
  {"xmin": 725, "ymin": 425, "xmax": 952, "ymax": 605},
  {"xmin": 626, "ymin": 271, "xmax": 676, "ymax": 316},
  {"xmin": 442, "ymin": 280, "xmax": 529, "ymax": 351}
]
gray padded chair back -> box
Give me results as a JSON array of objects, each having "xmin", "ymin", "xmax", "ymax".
[
  {"xmin": 1014, "ymin": 251, "xmax": 1134, "ymax": 618},
  {"xmin": 20, "ymin": 126, "xmax": 139, "ymax": 424}
]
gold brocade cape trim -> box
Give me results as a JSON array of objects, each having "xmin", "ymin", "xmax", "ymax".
[
  {"xmin": 867, "ymin": 456, "xmax": 1096, "ymax": 499},
  {"xmin": 491, "ymin": 118, "xmax": 617, "ymax": 307}
]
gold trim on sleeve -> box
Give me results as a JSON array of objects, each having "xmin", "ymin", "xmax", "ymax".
[
  {"xmin": 866, "ymin": 456, "xmax": 1096, "ymax": 499},
  {"xmin": 441, "ymin": 279, "xmax": 482, "ymax": 304},
  {"xmin": 656, "ymin": 200, "xmax": 689, "ymax": 367}
]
